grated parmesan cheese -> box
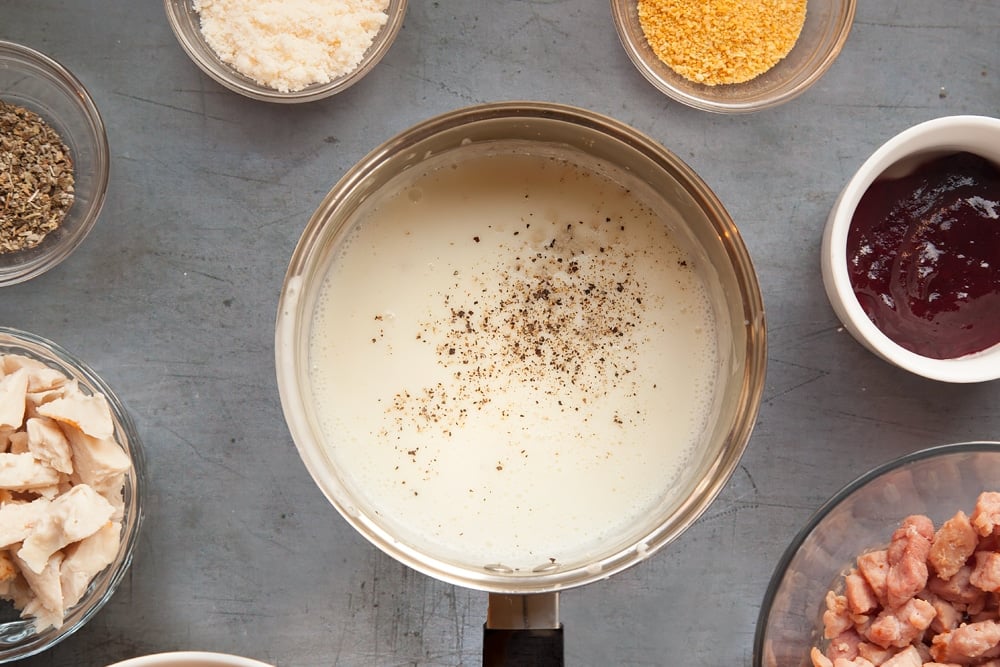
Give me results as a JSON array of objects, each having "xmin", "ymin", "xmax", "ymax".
[{"xmin": 193, "ymin": 0, "xmax": 390, "ymax": 93}]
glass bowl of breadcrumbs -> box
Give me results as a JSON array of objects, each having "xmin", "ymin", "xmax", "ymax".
[
  {"xmin": 611, "ymin": 0, "xmax": 856, "ymax": 113},
  {"xmin": 0, "ymin": 41, "xmax": 110, "ymax": 286}
]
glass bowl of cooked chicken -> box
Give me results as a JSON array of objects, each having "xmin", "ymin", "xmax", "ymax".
[
  {"xmin": 0, "ymin": 327, "xmax": 144, "ymax": 661},
  {"xmin": 754, "ymin": 441, "xmax": 1000, "ymax": 667}
]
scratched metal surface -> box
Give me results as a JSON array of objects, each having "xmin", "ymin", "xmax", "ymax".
[{"xmin": 1, "ymin": 1, "xmax": 999, "ymax": 665}]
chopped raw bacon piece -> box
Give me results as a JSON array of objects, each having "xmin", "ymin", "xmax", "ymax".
[
  {"xmin": 858, "ymin": 549, "xmax": 890, "ymax": 604},
  {"xmin": 886, "ymin": 515, "xmax": 934, "ymax": 609},
  {"xmin": 846, "ymin": 569, "xmax": 880, "ymax": 615},
  {"xmin": 811, "ymin": 647, "xmax": 834, "ymax": 667},
  {"xmin": 880, "ymin": 645, "xmax": 922, "ymax": 666},
  {"xmin": 813, "ymin": 497, "xmax": 1000, "ymax": 665},
  {"xmin": 970, "ymin": 551, "xmax": 1000, "ymax": 593},
  {"xmin": 930, "ymin": 620, "xmax": 1000, "ymax": 663},
  {"xmin": 930, "ymin": 511, "xmax": 979, "ymax": 581},
  {"xmin": 866, "ymin": 597, "xmax": 936, "ymax": 649},
  {"xmin": 825, "ymin": 591, "xmax": 855, "ymax": 639},
  {"xmin": 972, "ymin": 493, "xmax": 1000, "ymax": 538}
]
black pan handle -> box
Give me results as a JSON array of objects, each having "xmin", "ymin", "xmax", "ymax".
[
  {"xmin": 482, "ymin": 593, "xmax": 564, "ymax": 667},
  {"xmin": 483, "ymin": 627, "xmax": 564, "ymax": 666}
]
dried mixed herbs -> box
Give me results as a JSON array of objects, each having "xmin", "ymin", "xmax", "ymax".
[{"xmin": 0, "ymin": 99, "xmax": 75, "ymax": 254}]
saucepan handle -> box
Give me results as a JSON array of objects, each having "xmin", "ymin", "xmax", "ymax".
[{"xmin": 482, "ymin": 593, "xmax": 564, "ymax": 667}]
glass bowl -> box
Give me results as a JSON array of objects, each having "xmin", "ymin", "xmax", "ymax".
[
  {"xmin": 163, "ymin": 0, "xmax": 408, "ymax": 103},
  {"xmin": 0, "ymin": 327, "xmax": 144, "ymax": 662},
  {"xmin": 754, "ymin": 441, "xmax": 1000, "ymax": 667},
  {"xmin": 610, "ymin": 0, "xmax": 856, "ymax": 113},
  {"xmin": 821, "ymin": 115, "xmax": 1000, "ymax": 383},
  {"xmin": 0, "ymin": 41, "xmax": 110, "ymax": 286}
]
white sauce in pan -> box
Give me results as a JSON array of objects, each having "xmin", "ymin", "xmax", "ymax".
[{"xmin": 308, "ymin": 147, "xmax": 719, "ymax": 570}]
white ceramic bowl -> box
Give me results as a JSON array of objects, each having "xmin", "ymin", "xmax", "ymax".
[
  {"xmin": 107, "ymin": 652, "xmax": 272, "ymax": 667},
  {"xmin": 821, "ymin": 115, "xmax": 1000, "ymax": 383}
]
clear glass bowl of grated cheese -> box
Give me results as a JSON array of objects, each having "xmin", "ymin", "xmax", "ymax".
[
  {"xmin": 0, "ymin": 327, "xmax": 144, "ymax": 662},
  {"xmin": 164, "ymin": 0, "xmax": 408, "ymax": 103},
  {"xmin": 611, "ymin": 0, "xmax": 856, "ymax": 113}
]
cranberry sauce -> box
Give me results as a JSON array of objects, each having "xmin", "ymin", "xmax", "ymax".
[{"xmin": 847, "ymin": 152, "xmax": 1000, "ymax": 359}]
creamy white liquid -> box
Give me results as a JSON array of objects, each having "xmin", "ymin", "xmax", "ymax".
[{"xmin": 308, "ymin": 147, "xmax": 719, "ymax": 571}]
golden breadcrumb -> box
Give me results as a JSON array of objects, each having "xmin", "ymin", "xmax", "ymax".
[{"xmin": 638, "ymin": 0, "xmax": 807, "ymax": 86}]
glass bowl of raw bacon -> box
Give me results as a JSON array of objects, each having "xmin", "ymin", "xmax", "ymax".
[
  {"xmin": 0, "ymin": 327, "xmax": 144, "ymax": 661},
  {"xmin": 754, "ymin": 441, "xmax": 1000, "ymax": 667}
]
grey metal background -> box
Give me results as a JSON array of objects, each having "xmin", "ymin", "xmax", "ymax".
[{"xmin": 2, "ymin": 1, "xmax": 999, "ymax": 665}]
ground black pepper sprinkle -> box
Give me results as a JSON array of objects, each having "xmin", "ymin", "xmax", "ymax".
[
  {"xmin": 390, "ymin": 215, "xmax": 654, "ymax": 438},
  {"xmin": 0, "ymin": 99, "xmax": 75, "ymax": 254}
]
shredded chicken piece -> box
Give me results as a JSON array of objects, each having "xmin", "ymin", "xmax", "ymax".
[
  {"xmin": 63, "ymin": 429, "xmax": 130, "ymax": 489},
  {"xmin": 36, "ymin": 392, "xmax": 114, "ymax": 440},
  {"xmin": 0, "ymin": 369, "xmax": 28, "ymax": 430},
  {"xmin": 0, "ymin": 498, "xmax": 51, "ymax": 548},
  {"xmin": 13, "ymin": 548, "xmax": 63, "ymax": 617},
  {"xmin": 0, "ymin": 549, "xmax": 17, "ymax": 582},
  {"xmin": 17, "ymin": 484, "xmax": 115, "ymax": 574},
  {"xmin": 0, "ymin": 452, "xmax": 62, "ymax": 490},
  {"xmin": 60, "ymin": 520, "xmax": 120, "ymax": 609},
  {"xmin": 1, "ymin": 355, "xmax": 66, "ymax": 392}
]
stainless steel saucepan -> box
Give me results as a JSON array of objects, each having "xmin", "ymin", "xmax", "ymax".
[{"xmin": 275, "ymin": 102, "xmax": 766, "ymax": 665}]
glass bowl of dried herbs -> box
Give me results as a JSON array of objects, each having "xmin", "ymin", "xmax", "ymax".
[{"xmin": 0, "ymin": 40, "xmax": 110, "ymax": 287}]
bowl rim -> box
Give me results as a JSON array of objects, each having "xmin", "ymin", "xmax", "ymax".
[
  {"xmin": 162, "ymin": 0, "xmax": 408, "ymax": 104},
  {"xmin": 106, "ymin": 651, "xmax": 274, "ymax": 667},
  {"xmin": 752, "ymin": 440, "xmax": 1000, "ymax": 666},
  {"xmin": 820, "ymin": 114, "xmax": 1000, "ymax": 383},
  {"xmin": 0, "ymin": 326, "xmax": 145, "ymax": 661},
  {"xmin": 0, "ymin": 40, "xmax": 110, "ymax": 287},
  {"xmin": 609, "ymin": 0, "xmax": 857, "ymax": 113}
]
